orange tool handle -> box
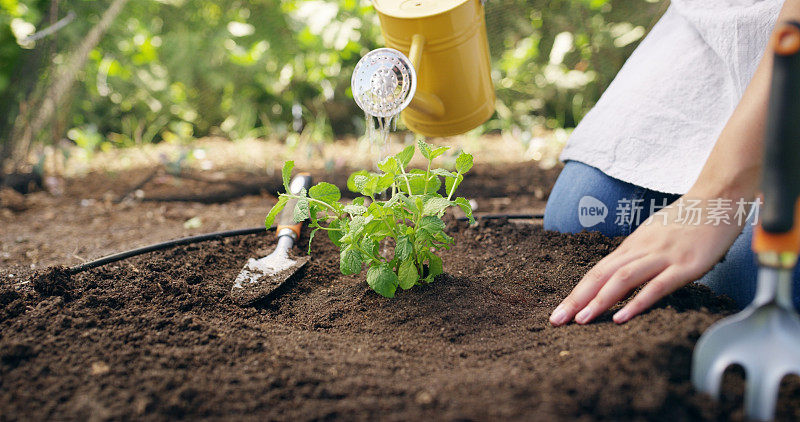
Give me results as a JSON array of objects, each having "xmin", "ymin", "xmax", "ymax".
[
  {"xmin": 753, "ymin": 199, "xmax": 800, "ymax": 254},
  {"xmin": 753, "ymin": 22, "xmax": 800, "ymax": 254},
  {"xmin": 276, "ymin": 173, "xmax": 312, "ymax": 239}
]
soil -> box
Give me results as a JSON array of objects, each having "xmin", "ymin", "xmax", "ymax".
[
  {"xmin": 3, "ymin": 218, "xmax": 800, "ymax": 421},
  {"xmin": 3, "ymin": 143, "xmax": 799, "ymax": 421}
]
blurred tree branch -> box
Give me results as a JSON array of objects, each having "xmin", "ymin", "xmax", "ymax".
[{"xmin": 3, "ymin": 0, "xmax": 129, "ymax": 172}]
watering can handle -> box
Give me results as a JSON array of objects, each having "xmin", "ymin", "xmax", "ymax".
[
  {"xmin": 406, "ymin": 35, "xmax": 446, "ymax": 118},
  {"xmin": 754, "ymin": 21, "xmax": 800, "ymax": 256}
]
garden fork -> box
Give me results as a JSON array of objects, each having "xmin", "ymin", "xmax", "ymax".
[{"xmin": 692, "ymin": 21, "xmax": 800, "ymax": 421}]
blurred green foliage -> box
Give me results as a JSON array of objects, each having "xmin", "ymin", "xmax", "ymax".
[
  {"xmin": 485, "ymin": 0, "xmax": 665, "ymax": 134},
  {"xmin": 0, "ymin": 0, "xmax": 665, "ymax": 153}
]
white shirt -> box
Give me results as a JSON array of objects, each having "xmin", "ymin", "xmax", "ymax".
[{"xmin": 559, "ymin": 0, "xmax": 783, "ymax": 194}]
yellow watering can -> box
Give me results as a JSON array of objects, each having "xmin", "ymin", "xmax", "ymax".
[{"xmin": 351, "ymin": 0, "xmax": 495, "ymax": 138}]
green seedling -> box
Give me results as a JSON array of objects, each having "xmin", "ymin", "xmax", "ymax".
[{"xmin": 265, "ymin": 139, "xmax": 475, "ymax": 298}]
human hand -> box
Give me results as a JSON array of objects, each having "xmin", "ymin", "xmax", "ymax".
[{"xmin": 549, "ymin": 196, "xmax": 750, "ymax": 326}]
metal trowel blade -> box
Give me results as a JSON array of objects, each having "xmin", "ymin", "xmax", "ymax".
[{"xmin": 230, "ymin": 249, "xmax": 310, "ymax": 306}]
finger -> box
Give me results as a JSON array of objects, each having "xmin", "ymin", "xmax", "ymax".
[
  {"xmin": 549, "ymin": 249, "xmax": 640, "ymax": 326},
  {"xmin": 612, "ymin": 266, "xmax": 690, "ymax": 323},
  {"xmin": 573, "ymin": 256, "xmax": 669, "ymax": 324}
]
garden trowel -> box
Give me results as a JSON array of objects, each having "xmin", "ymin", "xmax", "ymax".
[{"xmin": 231, "ymin": 173, "xmax": 312, "ymax": 306}]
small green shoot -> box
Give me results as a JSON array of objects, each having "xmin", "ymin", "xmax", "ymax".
[{"xmin": 265, "ymin": 140, "xmax": 474, "ymax": 298}]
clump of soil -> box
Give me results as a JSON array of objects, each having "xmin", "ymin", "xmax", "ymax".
[
  {"xmin": 32, "ymin": 266, "xmax": 74, "ymax": 299},
  {"xmin": 0, "ymin": 220, "xmax": 796, "ymax": 420},
  {"xmin": 0, "ymin": 341, "xmax": 38, "ymax": 368},
  {"xmin": 0, "ymin": 286, "xmax": 26, "ymax": 323}
]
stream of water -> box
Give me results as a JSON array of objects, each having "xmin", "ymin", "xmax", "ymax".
[{"xmin": 365, "ymin": 113, "xmax": 398, "ymax": 168}]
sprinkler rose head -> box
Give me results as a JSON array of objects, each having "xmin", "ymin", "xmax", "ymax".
[{"xmin": 351, "ymin": 48, "xmax": 416, "ymax": 118}]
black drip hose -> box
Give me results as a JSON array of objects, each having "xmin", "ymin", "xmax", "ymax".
[
  {"xmin": 68, "ymin": 226, "xmax": 274, "ymax": 275},
  {"xmin": 67, "ymin": 213, "xmax": 545, "ymax": 275},
  {"xmin": 463, "ymin": 213, "xmax": 544, "ymax": 221}
]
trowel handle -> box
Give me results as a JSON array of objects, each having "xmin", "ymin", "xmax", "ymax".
[
  {"xmin": 277, "ymin": 173, "xmax": 313, "ymax": 240},
  {"xmin": 754, "ymin": 21, "xmax": 800, "ymax": 254}
]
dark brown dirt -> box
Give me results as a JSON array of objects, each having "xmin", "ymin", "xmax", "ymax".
[{"xmin": 3, "ymin": 218, "xmax": 798, "ymax": 421}]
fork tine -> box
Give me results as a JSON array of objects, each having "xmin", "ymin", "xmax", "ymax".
[
  {"xmin": 693, "ymin": 354, "xmax": 734, "ymax": 399},
  {"xmin": 744, "ymin": 369, "xmax": 783, "ymax": 421},
  {"xmin": 692, "ymin": 325, "xmax": 743, "ymax": 399}
]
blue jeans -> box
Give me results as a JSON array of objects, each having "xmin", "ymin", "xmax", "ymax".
[{"xmin": 543, "ymin": 160, "xmax": 800, "ymax": 310}]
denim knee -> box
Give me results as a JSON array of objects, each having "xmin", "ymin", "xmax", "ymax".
[
  {"xmin": 544, "ymin": 161, "xmax": 678, "ymax": 238},
  {"xmin": 544, "ymin": 161, "xmax": 625, "ymax": 236}
]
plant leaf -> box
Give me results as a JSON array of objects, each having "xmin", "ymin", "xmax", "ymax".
[
  {"xmin": 340, "ymin": 214, "xmax": 371, "ymax": 243},
  {"xmin": 417, "ymin": 138, "xmax": 432, "ymax": 160},
  {"xmin": 340, "ymin": 245, "xmax": 363, "ymax": 275},
  {"xmin": 396, "ymin": 144, "xmax": 414, "ymax": 167},
  {"xmin": 430, "ymin": 145, "xmax": 449, "ymax": 160},
  {"xmin": 327, "ymin": 219, "xmax": 343, "ymax": 246},
  {"xmin": 425, "ymin": 173, "xmax": 442, "ymax": 193},
  {"xmin": 366, "ymin": 201, "xmax": 386, "ymax": 219},
  {"xmin": 377, "ymin": 156, "xmax": 400, "ymax": 175},
  {"xmin": 414, "ymin": 196, "xmax": 425, "ymax": 214},
  {"xmin": 434, "ymin": 230, "xmax": 454, "ymax": 245},
  {"xmin": 376, "ymin": 173, "xmax": 394, "ymax": 192},
  {"xmin": 394, "ymin": 235, "xmax": 413, "ymax": 262},
  {"xmin": 398, "ymin": 259, "xmax": 418, "ymax": 289},
  {"xmin": 307, "ymin": 227, "xmax": 319, "ymax": 254},
  {"xmin": 384, "ymin": 192, "xmax": 405, "ymax": 208},
  {"xmin": 353, "ymin": 174, "xmax": 369, "ymax": 192},
  {"xmin": 423, "ymin": 196, "xmax": 452, "ymax": 216},
  {"xmin": 455, "ymin": 152, "xmax": 473, "ymax": 174},
  {"xmin": 366, "ymin": 263, "xmax": 398, "ymax": 298},
  {"xmin": 308, "ymin": 202, "xmax": 320, "ymax": 225},
  {"xmin": 415, "ymin": 215, "xmax": 446, "ymax": 246},
  {"xmin": 282, "ymin": 161, "xmax": 294, "ymax": 192},
  {"xmin": 347, "ymin": 170, "xmax": 369, "ymax": 193},
  {"xmin": 431, "ymin": 168, "xmax": 455, "ymax": 178},
  {"xmin": 360, "ymin": 236, "xmax": 378, "ymax": 258},
  {"xmin": 426, "ymin": 253, "xmax": 444, "ymax": 280},
  {"xmin": 454, "ymin": 197, "xmax": 475, "ymax": 224},
  {"xmin": 399, "ymin": 193, "xmax": 416, "ymax": 210},
  {"xmin": 293, "ymin": 197, "xmax": 310, "ymax": 222},
  {"xmin": 402, "ymin": 170, "xmax": 441, "ymax": 195},
  {"xmin": 264, "ymin": 196, "xmax": 289, "ymax": 228},
  {"xmin": 309, "ymin": 182, "xmax": 341, "ymax": 205},
  {"xmin": 418, "ymin": 215, "xmax": 446, "ymax": 233},
  {"xmin": 445, "ymin": 173, "xmax": 463, "ymax": 195},
  {"xmin": 351, "ymin": 173, "xmax": 385, "ymax": 196},
  {"xmin": 343, "ymin": 204, "xmax": 367, "ymax": 215}
]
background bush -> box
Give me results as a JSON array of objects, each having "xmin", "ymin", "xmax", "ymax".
[{"xmin": 0, "ymin": 0, "xmax": 666, "ymax": 160}]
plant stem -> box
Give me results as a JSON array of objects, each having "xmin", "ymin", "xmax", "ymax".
[
  {"xmin": 447, "ymin": 172, "xmax": 460, "ymax": 201},
  {"xmin": 398, "ymin": 163, "xmax": 413, "ymax": 194},
  {"xmin": 313, "ymin": 225, "xmax": 340, "ymax": 232},
  {"xmin": 354, "ymin": 243, "xmax": 380, "ymax": 264},
  {"xmin": 386, "ymin": 207, "xmax": 401, "ymax": 239},
  {"xmin": 423, "ymin": 159, "xmax": 431, "ymax": 195},
  {"xmin": 409, "ymin": 230, "xmax": 423, "ymax": 277},
  {"xmin": 284, "ymin": 193, "xmax": 339, "ymax": 214}
]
